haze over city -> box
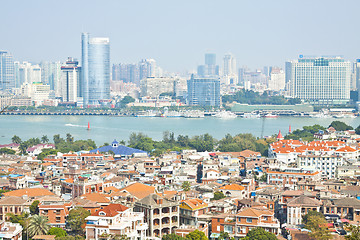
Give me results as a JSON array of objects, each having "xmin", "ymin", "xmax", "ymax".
[{"xmin": 2, "ymin": 0, "xmax": 360, "ymax": 72}]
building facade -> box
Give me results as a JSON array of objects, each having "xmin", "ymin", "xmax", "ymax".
[
  {"xmin": 0, "ymin": 51, "xmax": 15, "ymax": 90},
  {"xmin": 289, "ymin": 56, "xmax": 351, "ymax": 105},
  {"xmin": 60, "ymin": 58, "xmax": 81, "ymax": 103},
  {"xmin": 187, "ymin": 76, "xmax": 220, "ymax": 107},
  {"xmin": 81, "ymin": 33, "xmax": 110, "ymax": 107}
]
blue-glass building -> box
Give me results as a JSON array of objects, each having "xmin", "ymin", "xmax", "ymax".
[
  {"xmin": 0, "ymin": 51, "xmax": 15, "ymax": 90},
  {"xmin": 187, "ymin": 75, "xmax": 220, "ymax": 107},
  {"xmin": 81, "ymin": 33, "xmax": 110, "ymax": 107}
]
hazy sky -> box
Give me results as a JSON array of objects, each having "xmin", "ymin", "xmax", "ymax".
[{"xmin": 1, "ymin": 0, "xmax": 359, "ymax": 73}]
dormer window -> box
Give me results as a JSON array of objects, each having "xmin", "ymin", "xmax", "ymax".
[{"xmin": 99, "ymin": 212, "xmax": 106, "ymax": 216}]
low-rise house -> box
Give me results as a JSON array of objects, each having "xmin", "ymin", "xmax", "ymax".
[
  {"xmin": 0, "ymin": 221, "xmax": 23, "ymax": 240},
  {"xmin": 39, "ymin": 202, "xmax": 70, "ymax": 228},
  {"xmin": 85, "ymin": 204, "xmax": 147, "ymax": 240},
  {"xmin": 3, "ymin": 188, "xmax": 55, "ymax": 200},
  {"xmin": 322, "ymin": 198, "xmax": 360, "ymax": 222},
  {"xmin": 219, "ymin": 184, "xmax": 246, "ymax": 199},
  {"xmin": 286, "ymin": 196, "xmax": 322, "ymax": 227},
  {"xmin": 0, "ymin": 196, "xmax": 31, "ymax": 221},
  {"xmin": 134, "ymin": 193, "xmax": 179, "ymax": 238},
  {"xmin": 179, "ymin": 198, "xmax": 208, "ymax": 226},
  {"xmin": 266, "ymin": 169, "xmax": 321, "ymax": 189}
]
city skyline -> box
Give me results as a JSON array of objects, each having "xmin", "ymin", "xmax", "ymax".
[{"xmin": 1, "ymin": 0, "xmax": 360, "ymax": 72}]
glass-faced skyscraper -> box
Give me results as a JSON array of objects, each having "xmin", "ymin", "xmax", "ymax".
[
  {"xmin": 289, "ymin": 56, "xmax": 351, "ymax": 105},
  {"xmin": 187, "ymin": 75, "xmax": 220, "ymax": 107},
  {"xmin": 81, "ymin": 33, "xmax": 110, "ymax": 107},
  {"xmin": 0, "ymin": 51, "xmax": 15, "ymax": 91}
]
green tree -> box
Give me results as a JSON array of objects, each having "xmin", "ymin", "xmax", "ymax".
[
  {"xmin": 0, "ymin": 148, "xmax": 16, "ymax": 155},
  {"xmin": 37, "ymin": 149, "xmax": 58, "ymax": 160},
  {"xmin": 41, "ymin": 135, "xmax": 49, "ymax": 143},
  {"xmin": 30, "ymin": 200, "xmax": 40, "ymax": 215},
  {"xmin": 259, "ymin": 173, "xmax": 267, "ymax": 182},
  {"xmin": 186, "ymin": 230, "xmax": 208, "ymax": 240},
  {"xmin": 162, "ymin": 233, "xmax": 185, "ymax": 240},
  {"xmin": 48, "ymin": 227, "xmax": 67, "ymax": 237},
  {"xmin": 305, "ymin": 215, "xmax": 331, "ymax": 240},
  {"xmin": 345, "ymin": 225, "xmax": 360, "ymax": 240},
  {"xmin": 27, "ymin": 215, "xmax": 51, "ymax": 237},
  {"xmin": 56, "ymin": 236, "xmax": 85, "ymax": 240},
  {"xmin": 67, "ymin": 207, "xmax": 91, "ymax": 235},
  {"xmin": 243, "ymin": 227, "xmax": 277, "ymax": 240},
  {"xmin": 11, "ymin": 135, "xmax": 22, "ymax": 144},
  {"xmin": 302, "ymin": 210, "xmax": 325, "ymax": 225},
  {"xmin": 120, "ymin": 96, "xmax": 135, "ymax": 107},
  {"xmin": 212, "ymin": 191, "xmax": 226, "ymax": 200},
  {"xmin": 181, "ymin": 181, "xmax": 191, "ymax": 192},
  {"xmin": 329, "ymin": 121, "xmax": 353, "ymax": 131},
  {"xmin": 66, "ymin": 133, "xmax": 74, "ymax": 143},
  {"xmin": 355, "ymin": 125, "xmax": 360, "ymax": 135}
]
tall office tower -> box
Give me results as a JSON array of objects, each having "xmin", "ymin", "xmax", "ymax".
[
  {"xmin": 60, "ymin": 58, "xmax": 81, "ymax": 102},
  {"xmin": 223, "ymin": 53, "xmax": 238, "ymax": 85},
  {"xmin": 289, "ymin": 56, "xmax": 351, "ymax": 105},
  {"xmin": 355, "ymin": 60, "xmax": 360, "ymax": 100},
  {"xmin": 197, "ymin": 53, "xmax": 219, "ymax": 77},
  {"xmin": 268, "ymin": 68, "xmax": 285, "ymax": 91},
  {"xmin": 187, "ymin": 75, "xmax": 220, "ymax": 107},
  {"xmin": 139, "ymin": 59, "xmax": 157, "ymax": 80},
  {"xmin": 0, "ymin": 51, "xmax": 15, "ymax": 90},
  {"xmin": 40, "ymin": 61, "xmax": 62, "ymax": 95},
  {"xmin": 81, "ymin": 33, "xmax": 110, "ymax": 107}
]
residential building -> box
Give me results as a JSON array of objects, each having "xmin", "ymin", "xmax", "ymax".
[
  {"xmin": 18, "ymin": 62, "xmax": 42, "ymax": 85},
  {"xmin": 40, "ymin": 61, "xmax": 62, "ymax": 94},
  {"xmin": 286, "ymin": 196, "xmax": 322, "ymax": 226},
  {"xmin": 197, "ymin": 53, "xmax": 219, "ymax": 77},
  {"xmin": 85, "ymin": 204, "xmax": 147, "ymax": 240},
  {"xmin": 187, "ymin": 75, "xmax": 220, "ymax": 107},
  {"xmin": 266, "ymin": 169, "xmax": 321, "ymax": 189},
  {"xmin": 134, "ymin": 193, "xmax": 179, "ymax": 238},
  {"xmin": 81, "ymin": 33, "xmax": 110, "ymax": 107},
  {"xmin": 39, "ymin": 202, "xmax": 70, "ymax": 228},
  {"xmin": 60, "ymin": 58, "xmax": 81, "ymax": 103},
  {"xmin": 0, "ymin": 221, "xmax": 23, "ymax": 240},
  {"xmin": 0, "ymin": 196, "xmax": 30, "ymax": 221},
  {"xmin": 289, "ymin": 56, "xmax": 351, "ymax": 105},
  {"xmin": 179, "ymin": 198, "xmax": 208, "ymax": 226},
  {"xmin": 322, "ymin": 198, "xmax": 360, "ymax": 222},
  {"xmin": 219, "ymin": 184, "xmax": 246, "ymax": 199},
  {"xmin": 268, "ymin": 68, "xmax": 285, "ymax": 91}
]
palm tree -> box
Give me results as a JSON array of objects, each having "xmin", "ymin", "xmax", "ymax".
[
  {"xmin": 27, "ymin": 215, "xmax": 50, "ymax": 237},
  {"xmin": 11, "ymin": 135, "xmax": 22, "ymax": 144},
  {"xmin": 41, "ymin": 135, "xmax": 49, "ymax": 143}
]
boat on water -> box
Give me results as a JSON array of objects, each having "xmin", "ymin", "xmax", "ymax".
[
  {"xmin": 183, "ymin": 110, "xmax": 205, "ymax": 118},
  {"xmin": 214, "ymin": 111, "xmax": 237, "ymax": 119},
  {"xmin": 263, "ymin": 113, "xmax": 278, "ymax": 118},
  {"xmin": 135, "ymin": 110, "xmax": 157, "ymax": 117},
  {"xmin": 162, "ymin": 111, "xmax": 182, "ymax": 118},
  {"xmin": 310, "ymin": 113, "xmax": 331, "ymax": 118},
  {"xmin": 242, "ymin": 112, "xmax": 261, "ymax": 119}
]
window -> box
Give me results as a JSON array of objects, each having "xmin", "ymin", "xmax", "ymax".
[{"xmin": 246, "ymin": 218, "xmax": 252, "ymax": 223}]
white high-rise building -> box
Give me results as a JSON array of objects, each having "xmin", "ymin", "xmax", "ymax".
[
  {"xmin": 268, "ymin": 68, "xmax": 285, "ymax": 91},
  {"xmin": 18, "ymin": 62, "xmax": 42, "ymax": 85},
  {"xmin": 40, "ymin": 61, "xmax": 62, "ymax": 96},
  {"xmin": 60, "ymin": 58, "xmax": 81, "ymax": 103},
  {"xmin": 289, "ymin": 56, "xmax": 351, "ymax": 105},
  {"xmin": 223, "ymin": 53, "xmax": 238, "ymax": 85}
]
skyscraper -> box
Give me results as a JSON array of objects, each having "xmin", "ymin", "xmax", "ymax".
[
  {"xmin": 81, "ymin": 33, "xmax": 110, "ymax": 107},
  {"xmin": 187, "ymin": 75, "xmax": 220, "ymax": 107},
  {"xmin": 60, "ymin": 57, "xmax": 81, "ymax": 103},
  {"xmin": 197, "ymin": 53, "xmax": 219, "ymax": 77},
  {"xmin": 223, "ymin": 53, "xmax": 237, "ymax": 85},
  {"xmin": 0, "ymin": 51, "xmax": 15, "ymax": 91},
  {"xmin": 40, "ymin": 61, "xmax": 62, "ymax": 95},
  {"xmin": 289, "ymin": 56, "xmax": 351, "ymax": 105}
]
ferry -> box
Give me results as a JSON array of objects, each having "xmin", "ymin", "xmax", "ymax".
[{"xmin": 263, "ymin": 113, "xmax": 278, "ymax": 118}]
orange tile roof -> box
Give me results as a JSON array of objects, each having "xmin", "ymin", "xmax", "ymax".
[
  {"xmin": 93, "ymin": 203, "xmax": 128, "ymax": 217},
  {"xmin": 336, "ymin": 146, "xmax": 357, "ymax": 152},
  {"xmin": 42, "ymin": 162, "xmax": 53, "ymax": 166},
  {"xmin": 119, "ymin": 182, "xmax": 155, "ymax": 199},
  {"xmin": 63, "ymin": 178, "xmax": 74, "ymax": 183},
  {"xmin": 181, "ymin": 198, "xmax": 208, "ymax": 210},
  {"xmin": 4, "ymin": 188, "xmax": 55, "ymax": 197},
  {"xmin": 237, "ymin": 207, "xmax": 273, "ymax": 218},
  {"xmin": 219, "ymin": 184, "xmax": 245, "ymax": 191},
  {"xmin": 80, "ymin": 193, "xmax": 110, "ymax": 203},
  {"xmin": 103, "ymin": 186, "xmax": 119, "ymax": 193}
]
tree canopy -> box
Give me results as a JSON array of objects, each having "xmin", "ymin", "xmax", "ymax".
[
  {"xmin": 48, "ymin": 227, "xmax": 67, "ymax": 238},
  {"xmin": 329, "ymin": 121, "xmax": 353, "ymax": 131},
  {"xmin": 304, "ymin": 214, "xmax": 331, "ymax": 240},
  {"xmin": 67, "ymin": 207, "xmax": 91, "ymax": 235},
  {"xmin": 243, "ymin": 227, "xmax": 277, "ymax": 240},
  {"xmin": 186, "ymin": 230, "xmax": 208, "ymax": 240},
  {"xmin": 29, "ymin": 200, "xmax": 40, "ymax": 215}
]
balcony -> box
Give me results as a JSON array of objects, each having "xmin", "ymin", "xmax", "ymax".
[{"xmin": 136, "ymin": 223, "xmax": 148, "ymax": 231}]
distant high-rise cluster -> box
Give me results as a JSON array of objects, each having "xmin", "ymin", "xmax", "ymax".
[{"xmin": 0, "ymin": 51, "xmax": 15, "ymax": 90}]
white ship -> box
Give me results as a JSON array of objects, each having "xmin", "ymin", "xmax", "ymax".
[
  {"xmin": 214, "ymin": 111, "xmax": 237, "ymax": 119},
  {"xmin": 183, "ymin": 110, "xmax": 205, "ymax": 118}
]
